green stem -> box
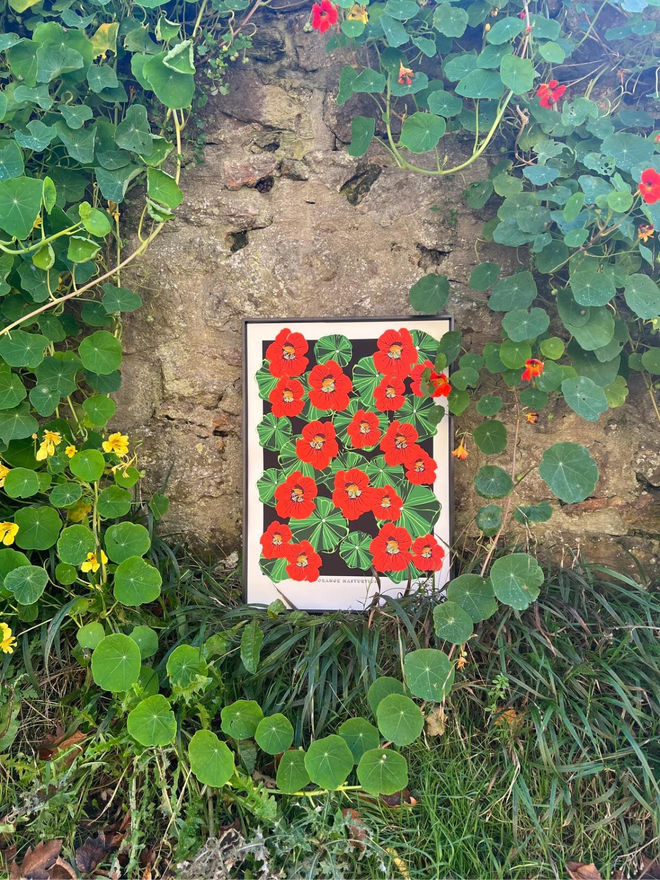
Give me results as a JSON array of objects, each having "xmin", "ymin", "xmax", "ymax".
[
  {"xmin": 270, "ymin": 784, "xmax": 364, "ymax": 797},
  {"xmin": 0, "ymin": 224, "xmax": 83, "ymax": 256}
]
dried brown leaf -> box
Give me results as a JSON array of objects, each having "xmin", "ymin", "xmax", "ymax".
[
  {"xmin": 75, "ymin": 833, "xmax": 108, "ymax": 875},
  {"xmin": 640, "ymin": 856, "xmax": 660, "ymax": 879},
  {"xmin": 341, "ymin": 808, "xmax": 366, "ymax": 851},
  {"xmin": 39, "ymin": 730, "xmax": 87, "ymax": 763},
  {"xmin": 566, "ymin": 861, "xmax": 603, "ymax": 880},
  {"xmin": 9, "ymin": 840, "xmax": 63, "ymax": 879}
]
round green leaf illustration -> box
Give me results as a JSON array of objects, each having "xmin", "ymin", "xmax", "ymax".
[
  {"xmin": 260, "ymin": 556, "xmax": 289, "ymax": 583},
  {"xmin": 257, "ymin": 468, "xmax": 280, "ymax": 506},
  {"xmin": 276, "ymin": 750, "xmax": 310, "ymax": 794},
  {"xmin": 128, "ymin": 695, "xmax": 176, "ymax": 747},
  {"xmin": 368, "ymin": 676, "xmax": 404, "ymax": 716},
  {"xmin": 334, "ymin": 398, "xmax": 387, "ymax": 450},
  {"xmin": 255, "ymin": 714, "xmax": 294, "ymax": 755},
  {"xmin": 397, "ymin": 483, "xmax": 441, "ymax": 540},
  {"xmin": 446, "ymin": 574, "xmax": 497, "ymax": 623},
  {"xmin": 221, "ymin": 700, "xmax": 264, "ymax": 740},
  {"xmin": 92, "ymin": 633, "xmax": 141, "ymax": 692},
  {"xmin": 255, "ymin": 360, "xmax": 278, "ymax": 399},
  {"xmin": 14, "ymin": 505, "xmax": 61, "ymax": 550},
  {"xmin": 188, "ymin": 730, "xmax": 235, "ymax": 787},
  {"xmin": 317, "ymin": 450, "xmax": 364, "ymax": 487},
  {"xmin": 5, "ymin": 564, "xmax": 48, "ymax": 605},
  {"xmin": 78, "ymin": 331, "xmax": 122, "ymax": 375},
  {"xmin": 357, "ymin": 748, "xmax": 408, "ymax": 796},
  {"xmin": 538, "ymin": 442, "xmax": 598, "ymax": 503},
  {"xmin": 398, "ymin": 395, "xmax": 441, "ymax": 440},
  {"xmin": 57, "ymin": 524, "xmax": 96, "ymax": 565},
  {"xmin": 403, "ymin": 648, "xmax": 455, "ymax": 701},
  {"xmin": 411, "ymin": 329, "xmax": 439, "ymax": 361},
  {"xmin": 472, "ymin": 420, "xmax": 507, "ymax": 455},
  {"xmin": 304, "ymin": 735, "xmax": 354, "ymax": 790},
  {"xmin": 314, "ymin": 334, "xmax": 352, "ymax": 367},
  {"xmin": 129, "ymin": 625, "xmax": 159, "ymax": 659},
  {"xmin": 353, "ymin": 356, "xmax": 381, "ymax": 400},
  {"xmin": 4, "ymin": 467, "xmax": 39, "ymax": 499},
  {"xmin": 339, "ymin": 531, "xmax": 373, "ymax": 571},
  {"xmin": 338, "ymin": 718, "xmax": 380, "ymax": 763},
  {"xmin": 105, "ymin": 522, "xmax": 151, "ymax": 563},
  {"xmin": 377, "ymin": 694, "xmax": 424, "ymax": 747},
  {"xmin": 278, "ymin": 439, "xmax": 314, "ymax": 478},
  {"xmin": 113, "ymin": 557, "xmax": 162, "ymax": 607},
  {"xmin": 489, "ymin": 553, "xmax": 544, "ymax": 611},
  {"xmin": 289, "ymin": 496, "xmax": 348, "ymax": 553},
  {"xmin": 257, "ymin": 413, "xmax": 292, "ymax": 451},
  {"xmin": 473, "ymin": 466, "xmax": 513, "ymax": 499},
  {"xmin": 365, "ymin": 455, "xmax": 404, "ymax": 489},
  {"xmin": 432, "ymin": 602, "xmax": 474, "ymax": 645},
  {"xmin": 167, "ymin": 644, "xmax": 208, "ymax": 690},
  {"xmin": 77, "ymin": 621, "xmax": 105, "ymax": 650},
  {"xmin": 69, "ymin": 449, "xmax": 105, "ymax": 482}
]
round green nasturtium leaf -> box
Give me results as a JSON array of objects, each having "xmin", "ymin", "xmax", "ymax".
[
  {"xmin": 167, "ymin": 644, "xmax": 208, "ymax": 690},
  {"xmin": 409, "ymin": 273, "xmax": 450, "ymax": 313},
  {"xmin": 404, "ymin": 648, "xmax": 455, "ymax": 701},
  {"xmin": 475, "ymin": 503, "xmax": 503, "ymax": 536},
  {"xmin": 14, "ymin": 506, "xmax": 62, "ymax": 550},
  {"xmin": 489, "ymin": 553, "xmax": 544, "ymax": 611},
  {"xmin": 400, "ymin": 112, "xmax": 446, "ymax": 153},
  {"xmin": 561, "ymin": 377, "xmax": 608, "ymax": 422},
  {"xmin": 472, "ymin": 420, "xmax": 507, "ymax": 455},
  {"xmin": 446, "ymin": 573, "xmax": 497, "ymax": 623},
  {"xmin": 538, "ymin": 441, "xmax": 598, "ymax": 503},
  {"xmin": 70, "ymin": 449, "xmax": 106, "ymax": 483},
  {"xmin": 540, "ymin": 337, "xmax": 565, "ymax": 360},
  {"xmin": 314, "ymin": 334, "xmax": 352, "ymax": 367},
  {"xmin": 113, "ymin": 557, "xmax": 162, "ymax": 607},
  {"xmin": 5, "ymin": 564, "xmax": 48, "ymax": 605},
  {"xmin": 476, "ymin": 395, "xmax": 503, "ymax": 417},
  {"xmin": 82, "ymin": 395, "xmax": 116, "ymax": 427},
  {"xmin": 624, "ymin": 274, "xmax": 660, "ymax": 320},
  {"xmin": 339, "ymin": 531, "xmax": 373, "ymax": 571},
  {"xmin": 473, "ymin": 466, "xmax": 513, "ymax": 499},
  {"xmin": 57, "ymin": 524, "xmax": 96, "ymax": 566},
  {"xmin": 138, "ymin": 666, "xmax": 160, "ymax": 698},
  {"xmin": 4, "ymin": 467, "xmax": 39, "ymax": 499},
  {"xmin": 357, "ymin": 748, "xmax": 408, "ymax": 796},
  {"xmin": 143, "ymin": 52, "xmax": 195, "ymax": 110},
  {"xmin": 129, "ymin": 625, "xmax": 159, "ymax": 659},
  {"xmin": 604, "ymin": 376, "xmax": 629, "ymax": 408},
  {"xmin": 290, "ymin": 497, "xmax": 349, "ymax": 553},
  {"xmin": 255, "ymin": 713, "xmax": 294, "ymax": 755},
  {"xmin": 128, "ymin": 695, "xmax": 176, "ymax": 747},
  {"xmin": 77, "ymin": 621, "xmax": 105, "ymax": 650},
  {"xmin": 221, "ymin": 699, "xmax": 264, "ymax": 740},
  {"xmin": 78, "ymin": 330, "xmax": 122, "ymax": 375},
  {"xmin": 257, "ymin": 413, "xmax": 291, "ymax": 451},
  {"xmin": 377, "ymin": 694, "xmax": 424, "ymax": 747},
  {"xmin": 432, "ymin": 602, "xmax": 474, "ymax": 645},
  {"xmin": 570, "ymin": 272, "xmax": 615, "ymax": 308},
  {"xmin": 488, "ymin": 271, "xmax": 536, "ymax": 312},
  {"xmin": 519, "ymin": 388, "xmax": 547, "ymax": 409},
  {"xmin": 188, "ymin": 730, "xmax": 235, "ymax": 787},
  {"xmin": 514, "ymin": 501, "xmax": 553, "ymax": 525},
  {"xmin": 50, "ymin": 483, "xmax": 83, "ymax": 508},
  {"xmin": 338, "ymin": 717, "xmax": 380, "ymax": 763},
  {"xmin": 469, "ymin": 262, "xmax": 500, "ymax": 292},
  {"xmin": 0, "ymin": 369, "xmax": 27, "ymax": 410},
  {"xmin": 276, "ymin": 749, "xmax": 310, "ymax": 793},
  {"xmin": 535, "ymin": 360, "xmax": 565, "ymax": 392},
  {"xmin": 92, "ymin": 633, "xmax": 141, "ymax": 692},
  {"xmin": 642, "ymin": 348, "xmax": 660, "ymax": 375},
  {"xmin": 567, "ymin": 307, "xmax": 615, "ymax": 352},
  {"xmin": 55, "ymin": 562, "xmax": 77, "ymax": 585},
  {"xmin": 97, "ymin": 486, "xmax": 132, "ymax": 518},
  {"xmin": 501, "ymin": 308, "xmax": 550, "ymax": 343},
  {"xmin": 0, "ymin": 548, "xmax": 30, "ymax": 596},
  {"xmin": 499, "ymin": 340, "xmax": 532, "ymax": 369},
  {"xmin": 104, "ymin": 522, "xmax": 151, "ymax": 563},
  {"xmin": 368, "ymin": 676, "xmax": 404, "ymax": 716},
  {"xmin": 304, "ymin": 734, "xmax": 355, "ymax": 790}
]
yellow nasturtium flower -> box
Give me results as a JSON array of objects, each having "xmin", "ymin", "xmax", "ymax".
[
  {"xmin": 36, "ymin": 430, "xmax": 62, "ymax": 461},
  {"xmin": 102, "ymin": 432, "xmax": 129, "ymax": 457},
  {"xmin": 0, "ymin": 522, "xmax": 19, "ymax": 546},
  {"xmin": 0, "ymin": 622, "xmax": 17, "ymax": 654},
  {"xmin": 0, "ymin": 464, "xmax": 9, "ymax": 488},
  {"xmin": 68, "ymin": 500, "xmax": 93, "ymax": 523},
  {"xmin": 347, "ymin": 4, "xmax": 369, "ymax": 23},
  {"xmin": 81, "ymin": 550, "xmax": 109, "ymax": 574},
  {"xmin": 65, "ymin": 445, "xmax": 77, "ymax": 458}
]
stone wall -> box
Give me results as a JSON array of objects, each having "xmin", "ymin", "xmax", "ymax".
[{"xmin": 117, "ymin": 10, "xmax": 660, "ymax": 574}]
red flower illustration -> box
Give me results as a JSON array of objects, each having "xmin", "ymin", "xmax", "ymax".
[
  {"xmin": 266, "ymin": 328, "xmax": 309, "ymax": 378},
  {"xmin": 398, "ymin": 62, "xmax": 414, "ymax": 86},
  {"xmin": 274, "ymin": 470, "xmax": 317, "ymax": 519},
  {"xmin": 410, "ymin": 361, "xmax": 451, "ymax": 398},
  {"xmin": 380, "ymin": 420, "xmax": 419, "ymax": 467},
  {"xmin": 430, "ymin": 372, "xmax": 451, "ymax": 398},
  {"xmin": 521, "ymin": 358, "xmax": 544, "ymax": 382},
  {"xmin": 410, "ymin": 360, "xmax": 434, "ymax": 397},
  {"xmin": 537, "ymin": 80, "xmax": 566, "ymax": 109},
  {"xmin": 269, "ymin": 377, "xmax": 305, "ymax": 418},
  {"xmin": 308, "ymin": 359, "xmax": 352, "ymax": 411},
  {"xmin": 286, "ymin": 540, "xmax": 322, "ymax": 581},
  {"xmin": 260, "ymin": 521, "xmax": 293, "ymax": 559},
  {"xmin": 373, "ymin": 328, "xmax": 418, "ymax": 380},
  {"xmin": 405, "ymin": 447, "xmax": 437, "ymax": 485},
  {"xmin": 311, "ymin": 0, "xmax": 338, "ymax": 33},
  {"xmin": 373, "ymin": 374, "xmax": 406, "ymax": 411},
  {"xmin": 369, "ymin": 523, "xmax": 413, "ymax": 572},
  {"xmin": 412, "ymin": 534, "xmax": 445, "ymax": 572},
  {"xmin": 371, "ymin": 485, "xmax": 403, "ymax": 521},
  {"xmin": 346, "ymin": 409, "xmax": 382, "ymax": 449},
  {"xmin": 332, "ymin": 468, "xmax": 376, "ymax": 521},
  {"xmin": 296, "ymin": 420, "xmax": 338, "ymax": 470},
  {"xmin": 638, "ymin": 168, "xmax": 660, "ymax": 204}
]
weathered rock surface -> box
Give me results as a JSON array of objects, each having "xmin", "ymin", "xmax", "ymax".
[{"xmin": 118, "ymin": 11, "xmax": 660, "ymax": 574}]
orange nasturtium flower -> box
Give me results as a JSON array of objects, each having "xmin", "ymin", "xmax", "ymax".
[
  {"xmin": 398, "ymin": 62, "xmax": 414, "ymax": 86},
  {"xmin": 521, "ymin": 359, "xmax": 544, "ymax": 382},
  {"xmin": 452, "ymin": 438, "xmax": 468, "ymax": 460},
  {"xmin": 526, "ymin": 411, "xmax": 539, "ymax": 424}
]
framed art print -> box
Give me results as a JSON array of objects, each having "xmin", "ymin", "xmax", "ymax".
[{"xmin": 243, "ymin": 317, "xmax": 453, "ymax": 611}]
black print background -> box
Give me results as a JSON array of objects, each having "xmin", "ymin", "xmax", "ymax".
[{"xmin": 261, "ymin": 335, "xmax": 436, "ymax": 578}]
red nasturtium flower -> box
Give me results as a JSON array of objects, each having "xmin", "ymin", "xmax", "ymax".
[
  {"xmin": 346, "ymin": 409, "xmax": 381, "ymax": 449},
  {"xmin": 308, "ymin": 359, "xmax": 352, "ymax": 411},
  {"xmin": 269, "ymin": 378, "xmax": 305, "ymax": 418},
  {"xmin": 370, "ymin": 523, "xmax": 413, "ymax": 572},
  {"xmin": 373, "ymin": 328, "xmax": 418, "ymax": 380},
  {"xmin": 410, "ymin": 361, "xmax": 451, "ymax": 398},
  {"xmin": 266, "ymin": 328, "xmax": 309, "ymax": 378},
  {"xmin": 537, "ymin": 80, "xmax": 566, "ymax": 109},
  {"xmin": 373, "ymin": 374, "xmax": 406, "ymax": 411},
  {"xmin": 405, "ymin": 447, "xmax": 437, "ymax": 485},
  {"xmin": 638, "ymin": 168, "xmax": 660, "ymax": 204},
  {"xmin": 260, "ymin": 521, "xmax": 292, "ymax": 559},
  {"xmin": 380, "ymin": 420, "xmax": 419, "ymax": 467},
  {"xmin": 398, "ymin": 62, "xmax": 414, "ymax": 86},
  {"xmin": 296, "ymin": 420, "xmax": 338, "ymax": 469},
  {"xmin": 412, "ymin": 534, "xmax": 445, "ymax": 572},
  {"xmin": 430, "ymin": 371, "xmax": 451, "ymax": 398},
  {"xmin": 521, "ymin": 358, "xmax": 544, "ymax": 382},
  {"xmin": 311, "ymin": 0, "xmax": 338, "ymax": 33},
  {"xmin": 274, "ymin": 470, "xmax": 318, "ymax": 519},
  {"xmin": 332, "ymin": 468, "xmax": 375, "ymax": 521},
  {"xmin": 371, "ymin": 484, "xmax": 403, "ymax": 521},
  {"xmin": 286, "ymin": 540, "xmax": 322, "ymax": 581}
]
